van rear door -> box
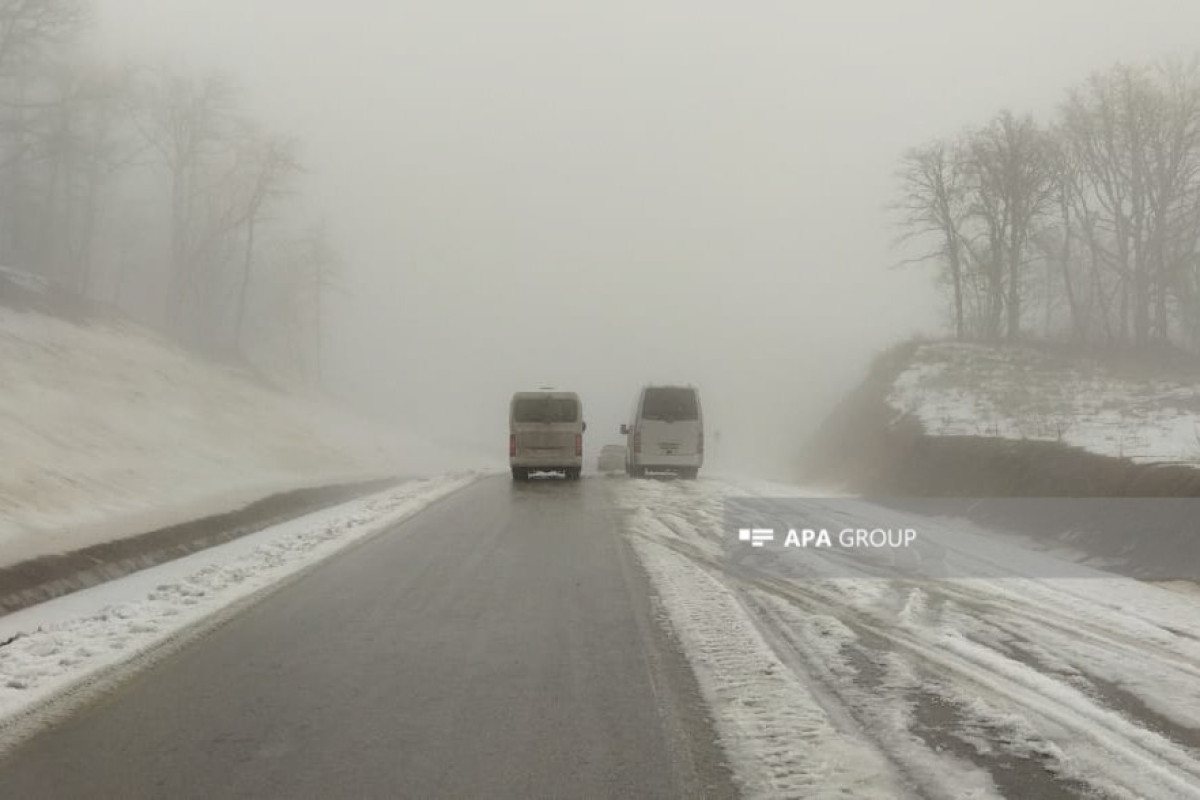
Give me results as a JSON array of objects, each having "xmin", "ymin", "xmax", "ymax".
[
  {"xmin": 511, "ymin": 394, "xmax": 581, "ymax": 465},
  {"xmin": 637, "ymin": 387, "xmax": 701, "ymax": 458}
]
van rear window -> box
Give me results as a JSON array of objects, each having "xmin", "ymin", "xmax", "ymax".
[
  {"xmin": 513, "ymin": 397, "xmax": 579, "ymax": 423},
  {"xmin": 641, "ymin": 388, "xmax": 698, "ymax": 421}
]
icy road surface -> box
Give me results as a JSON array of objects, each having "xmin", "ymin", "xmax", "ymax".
[{"xmin": 1, "ymin": 473, "xmax": 1199, "ymax": 798}]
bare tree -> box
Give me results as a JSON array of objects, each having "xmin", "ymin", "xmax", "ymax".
[
  {"xmin": 1065, "ymin": 65, "xmax": 1156, "ymax": 345},
  {"xmin": 896, "ymin": 55, "xmax": 1200, "ymax": 354},
  {"xmin": 229, "ymin": 128, "xmax": 300, "ymax": 350},
  {"xmin": 895, "ymin": 140, "xmax": 970, "ymax": 339},
  {"xmin": 300, "ymin": 222, "xmax": 341, "ymax": 390},
  {"xmin": 240, "ymin": 222, "xmax": 342, "ymax": 386},
  {"xmin": 1048, "ymin": 135, "xmax": 1084, "ymax": 338},
  {"xmin": 19, "ymin": 58, "xmax": 138, "ymax": 292},
  {"xmin": 1146, "ymin": 58, "xmax": 1200, "ymax": 343},
  {"xmin": 0, "ymin": 0, "xmax": 87, "ymax": 75},
  {"xmin": 0, "ymin": 5, "xmax": 347, "ymax": 375},
  {"xmin": 0, "ymin": 0, "xmax": 88, "ymax": 273},
  {"xmin": 1060, "ymin": 60, "xmax": 1200, "ymax": 348},
  {"xmin": 961, "ymin": 111, "xmax": 1057, "ymax": 341},
  {"xmin": 131, "ymin": 67, "xmax": 238, "ymax": 335}
]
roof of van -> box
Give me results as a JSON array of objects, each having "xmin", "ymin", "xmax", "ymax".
[{"xmin": 510, "ymin": 390, "xmax": 580, "ymax": 400}]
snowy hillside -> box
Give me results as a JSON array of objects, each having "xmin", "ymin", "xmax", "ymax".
[
  {"xmin": 0, "ymin": 302, "xmax": 482, "ymax": 567},
  {"xmin": 888, "ymin": 342, "xmax": 1200, "ymax": 466}
]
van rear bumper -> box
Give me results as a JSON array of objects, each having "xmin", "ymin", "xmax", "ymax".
[
  {"xmin": 511, "ymin": 456, "xmax": 583, "ymax": 469},
  {"xmin": 633, "ymin": 454, "xmax": 703, "ymax": 469}
]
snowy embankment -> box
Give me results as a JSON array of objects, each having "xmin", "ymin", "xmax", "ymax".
[
  {"xmin": 611, "ymin": 476, "xmax": 1200, "ymax": 799},
  {"xmin": 0, "ymin": 473, "xmax": 477, "ymax": 753},
  {"xmin": 0, "ymin": 300, "xmax": 488, "ymax": 569},
  {"xmin": 889, "ymin": 342, "xmax": 1200, "ymax": 466}
]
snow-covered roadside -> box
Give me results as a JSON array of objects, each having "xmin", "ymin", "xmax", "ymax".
[
  {"xmin": 630, "ymin": 535, "xmax": 912, "ymax": 798},
  {"xmin": 0, "ymin": 471, "xmax": 480, "ymax": 752},
  {"xmin": 888, "ymin": 341, "xmax": 1200, "ymax": 466},
  {"xmin": 611, "ymin": 476, "xmax": 1200, "ymax": 798},
  {"xmin": 0, "ymin": 304, "xmax": 495, "ymax": 568}
]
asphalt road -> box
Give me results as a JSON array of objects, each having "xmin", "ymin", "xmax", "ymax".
[{"xmin": 0, "ymin": 476, "xmax": 735, "ymax": 799}]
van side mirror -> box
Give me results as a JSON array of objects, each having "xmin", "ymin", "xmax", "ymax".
[
  {"xmin": 582, "ymin": 421, "xmax": 587, "ymax": 432},
  {"xmin": 620, "ymin": 424, "xmax": 630, "ymax": 435}
]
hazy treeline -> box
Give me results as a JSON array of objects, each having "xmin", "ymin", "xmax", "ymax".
[
  {"xmin": 0, "ymin": 0, "xmax": 335, "ymax": 383},
  {"xmin": 897, "ymin": 55, "xmax": 1200, "ymax": 353}
]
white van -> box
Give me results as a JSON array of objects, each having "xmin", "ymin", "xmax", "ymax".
[
  {"xmin": 509, "ymin": 391, "xmax": 585, "ymax": 481},
  {"xmin": 621, "ymin": 385, "xmax": 703, "ymax": 478}
]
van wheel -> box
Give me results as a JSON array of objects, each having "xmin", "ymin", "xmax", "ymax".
[
  {"xmin": 680, "ymin": 468, "xmax": 698, "ymax": 480},
  {"xmin": 567, "ymin": 468, "xmax": 581, "ymax": 481},
  {"xmin": 511, "ymin": 467, "xmax": 528, "ymax": 481}
]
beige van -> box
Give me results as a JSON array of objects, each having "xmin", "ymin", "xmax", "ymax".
[
  {"xmin": 509, "ymin": 391, "xmax": 585, "ymax": 480},
  {"xmin": 621, "ymin": 385, "xmax": 703, "ymax": 478}
]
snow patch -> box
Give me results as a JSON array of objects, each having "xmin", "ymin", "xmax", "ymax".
[
  {"xmin": 889, "ymin": 342, "xmax": 1200, "ymax": 466},
  {"xmin": 630, "ymin": 534, "xmax": 907, "ymax": 798}
]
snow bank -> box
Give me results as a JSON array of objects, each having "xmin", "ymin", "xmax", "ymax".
[{"xmin": 0, "ymin": 305, "xmax": 488, "ymax": 567}]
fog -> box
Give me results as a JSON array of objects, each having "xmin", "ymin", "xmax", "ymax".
[{"xmin": 92, "ymin": 1, "xmax": 1200, "ymax": 476}]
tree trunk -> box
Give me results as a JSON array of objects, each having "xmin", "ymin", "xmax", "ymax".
[
  {"xmin": 234, "ymin": 212, "xmax": 257, "ymax": 350},
  {"xmin": 946, "ymin": 231, "xmax": 964, "ymax": 339},
  {"xmin": 1060, "ymin": 192, "xmax": 1083, "ymax": 339},
  {"xmin": 1007, "ymin": 250, "xmax": 1021, "ymax": 341}
]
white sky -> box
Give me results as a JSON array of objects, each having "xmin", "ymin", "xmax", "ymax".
[{"xmin": 91, "ymin": 1, "xmax": 1200, "ymax": 474}]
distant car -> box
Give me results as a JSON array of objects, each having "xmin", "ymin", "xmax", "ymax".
[
  {"xmin": 621, "ymin": 385, "xmax": 704, "ymax": 478},
  {"xmin": 509, "ymin": 390, "xmax": 585, "ymax": 480},
  {"xmin": 596, "ymin": 444, "xmax": 626, "ymax": 473}
]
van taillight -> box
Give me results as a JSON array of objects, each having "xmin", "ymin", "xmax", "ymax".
[
  {"xmin": 510, "ymin": 434, "xmax": 516, "ymax": 458},
  {"xmin": 575, "ymin": 433, "xmax": 582, "ymax": 457},
  {"xmin": 633, "ymin": 431, "xmax": 641, "ymax": 453}
]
